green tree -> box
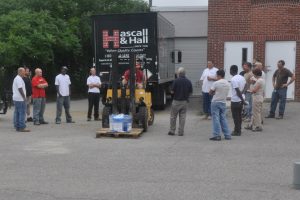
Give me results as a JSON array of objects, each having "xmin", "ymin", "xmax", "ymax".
[{"xmin": 0, "ymin": 0, "xmax": 149, "ymax": 95}]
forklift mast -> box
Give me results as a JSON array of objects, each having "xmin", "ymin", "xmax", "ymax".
[{"xmin": 110, "ymin": 53, "xmax": 137, "ymax": 115}]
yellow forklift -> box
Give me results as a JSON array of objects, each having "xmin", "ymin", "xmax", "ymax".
[{"xmin": 98, "ymin": 54, "xmax": 154, "ymax": 137}]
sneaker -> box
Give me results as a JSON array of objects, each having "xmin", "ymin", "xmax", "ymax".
[
  {"xmin": 27, "ymin": 117, "xmax": 33, "ymax": 122},
  {"xmin": 244, "ymin": 125, "xmax": 252, "ymax": 130},
  {"xmin": 66, "ymin": 121, "xmax": 75, "ymax": 123},
  {"xmin": 18, "ymin": 128, "xmax": 31, "ymax": 132},
  {"xmin": 40, "ymin": 121, "xmax": 49, "ymax": 125},
  {"xmin": 224, "ymin": 136, "xmax": 232, "ymax": 140},
  {"xmin": 34, "ymin": 122, "xmax": 40, "ymax": 125},
  {"xmin": 252, "ymin": 127, "xmax": 263, "ymax": 132},
  {"xmin": 276, "ymin": 115, "xmax": 283, "ymax": 120},
  {"xmin": 209, "ymin": 136, "xmax": 221, "ymax": 141},
  {"xmin": 168, "ymin": 131, "xmax": 175, "ymax": 136},
  {"xmin": 55, "ymin": 121, "xmax": 61, "ymax": 124},
  {"xmin": 87, "ymin": 118, "xmax": 91, "ymax": 121},
  {"xmin": 231, "ymin": 131, "xmax": 241, "ymax": 136},
  {"xmin": 94, "ymin": 118, "xmax": 101, "ymax": 121},
  {"xmin": 178, "ymin": 134, "xmax": 184, "ymax": 136},
  {"xmin": 265, "ymin": 114, "xmax": 275, "ymax": 118}
]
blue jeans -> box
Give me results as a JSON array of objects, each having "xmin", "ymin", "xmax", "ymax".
[
  {"xmin": 33, "ymin": 98, "xmax": 46, "ymax": 123},
  {"xmin": 56, "ymin": 96, "xmax": 72, "ymax": 123},
  {"xmin": 13, "ymin": 101, "xmax": 26, "ymax": 130},
  {"xmin": 244, "ymin": 92, "xmax": 252, "ymax": 119},
  {"xmin": 270, "ymin": 88, "xmax": 287, "ymax": 116},
  {"xmin": 211, "ymin": 102, "xmax": 231, "ymax": 137},
  {"xmin": 202, "ymin": 92, "xmax": 213, "ymax": 116}
]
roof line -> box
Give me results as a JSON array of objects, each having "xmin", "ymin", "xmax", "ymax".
[{"xmin": 151, "ymin": 6, "xmax": 208, "ymax": 12}]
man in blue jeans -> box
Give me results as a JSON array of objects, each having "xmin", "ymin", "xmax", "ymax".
[
  {"xmin": 12, "ymin": 67, "xmax": 30, "ymax": 132},
  {"xmin": 209, "ymin": 69, "xmax": 231, "ymax": 141},
  {"xmin": 55, "ymin": 66, "xmax": 75, "ymax": 124},
  {"xmin": 241, "ymin": 62, "xmax": 253, "ymax": 122},
  {"xmin": 266, "ymin": 60, "xmax": 295, "ymax": 119},
  {"xmin": 200, "ymin": 61, "xmax": 218, "ymax": 120}
]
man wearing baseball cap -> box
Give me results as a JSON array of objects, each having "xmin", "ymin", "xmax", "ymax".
[{"xmin": 55, "ymin": 66, "xmax": 75, "ymax": 124}]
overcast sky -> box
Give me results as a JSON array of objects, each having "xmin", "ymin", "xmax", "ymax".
[{"xmin": 151, "ymin": 0, "xmax": 208, "ymax": 6}]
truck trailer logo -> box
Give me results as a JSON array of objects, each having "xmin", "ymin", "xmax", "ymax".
[
  {"xmin": 102, "ymin": 30, "xmax": 120, "ymax": 48},
  {"xmin": 102, "ymin": 29, "xmax": 149, "ymax": 48}
]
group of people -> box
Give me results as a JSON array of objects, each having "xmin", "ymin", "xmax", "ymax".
[
  {"xmin": 168, "ymin": 60, "xmax": 295, "ymax": 141},
  {"xmin": 12, "ymin": 67, "xmax": 49, "ymax": 132},
  {"xmin": 12, "ymin": 66, "xmax": 102, "ymax": 132},
  {"xmin": 12, "ymin": 59, "xmax": 295, "ymax": 138},
  {"xmin": 207, "ymin": 60, "xmax": 295, "ymax": 140}
]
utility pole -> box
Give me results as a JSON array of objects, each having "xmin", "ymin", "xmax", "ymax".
[{"xmin": 149, "ymin": 0, "xmax": 152, "ymax": 8}]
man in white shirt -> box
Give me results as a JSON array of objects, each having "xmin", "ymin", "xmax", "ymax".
[
  {"xmin": 87, "ymin": 68, "xmax": 101, "ymax": 121},
  {"xmin": 230, "ymin": 65, "xmax": 246, "ymax": 136},
  {"xmin": 12, "ymin": 67, "xmax": 30, "ymax": 132},
  {"xmin": 200, "ymin": 61, "xmax": 218, "ymax": 120},
  {"xmin": 55, "ymin": 66, "xmax": 74, "ymax": 124}
]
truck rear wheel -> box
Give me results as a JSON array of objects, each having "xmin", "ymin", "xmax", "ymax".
[{"xmin": 152, "ymin": 85, "xmax": 167, "ymax": 110}]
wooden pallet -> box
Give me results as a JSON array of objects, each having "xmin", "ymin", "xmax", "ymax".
[{"xmin": 96, "ymin": 128, "xmax": 144, "ymax": 138}]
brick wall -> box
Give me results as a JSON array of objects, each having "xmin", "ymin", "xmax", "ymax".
[{"xmin": 208, "ymin": 0, "xmax": 300, "ymax": 100}]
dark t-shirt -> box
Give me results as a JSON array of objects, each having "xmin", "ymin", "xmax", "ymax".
[
  {"xmin": 23, "ymin": 76, "xmax": 32, "ymax": 97},
  {"xmin": 171, "ymin": 76, "xmax": 193, "ymax": 101},
  {"xmin": 273, "ymin": 68, "xmax": 293, "ymax": 89}
]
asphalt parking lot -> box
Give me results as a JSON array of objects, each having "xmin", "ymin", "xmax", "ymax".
[{"xmin": 0, "ymin": 98, "xmax": 300, "ymax": 200}]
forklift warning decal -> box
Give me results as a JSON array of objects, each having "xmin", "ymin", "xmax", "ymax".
[{"xmin": 102, "ymin": 29, "xmax": 149, "ymax": 49}]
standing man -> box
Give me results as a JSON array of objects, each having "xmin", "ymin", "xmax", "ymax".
[
  {"xmin": 245, "ymin": 68, "xmax": 265, "ymax": 132},
  {"xmin": 230, "ymin": 65, "xmax": 246, "ymax": 136},
  {"xmin": 55, "ymin": 66, "xmax": 75, "ymax": 124},
  {"xmin": 87, "ymin": 67, "xmax": 101, "ymax": 121},
  {"xmin": 209, "ymin": 69, "xmax": 231, "ymax": 141},
  {"xmin": 241, "ymin": 62, "xmax": 253, "ymax": 122},
  {"xmin": 31, "ymin": 68, "xmax": 48, "ymax": 125},
  {"xmin": 266, "ymin": 60, "xmax": 295, "ymax": 119},
  {"xmin": 200, "ymin": 61, "xmax": 218, "ymax": 120},
  {"xmin": 23, "ymin": 67, "xmax": 33, "ymax": 122},
  {"xmin": 12, "ymin": 67, "xmax": 30, "ymax": 132},
  {"xmin": 168, "ymin": 67, "xmax": 193, "ymax": 136}
]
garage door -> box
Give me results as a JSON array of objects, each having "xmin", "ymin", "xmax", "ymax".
[{"xmin": 175, "ymin": 38, "xmax": 207, "ymax": 96}]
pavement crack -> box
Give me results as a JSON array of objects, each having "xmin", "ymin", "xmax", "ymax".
[{"xmin": 0, "ymin": 188, "xmax": 105, "ymax": 200}]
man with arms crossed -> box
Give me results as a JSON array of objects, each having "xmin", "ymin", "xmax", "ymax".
[
  {"xmin": 32, "ymin": 68, "xmax": 48, "ymax": 125},
  {"xmin": 87, "ymin": 68, "xmax": 101, "ymax": 121},
  {"xmin": 199, "ymin": 61, "xmax": 218, "ymax": 120}
]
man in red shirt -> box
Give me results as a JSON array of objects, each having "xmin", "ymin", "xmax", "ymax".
[
  {"xmin": 31, "ymin": 68, "xmax": 48, "ymax": 125},
  {"xmin": 122, "ymin": 61, "xmax": 145, "ymax": 89}
]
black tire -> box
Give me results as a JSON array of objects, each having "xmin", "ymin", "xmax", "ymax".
[
  {"xmin": 102, "ymin": 106, "xmax": 111, "ymax": 128},
  {"xmin": 148, "ymin": 109, "xmax": 154, "ymax": 126},
  {"xmin": 152, "ymin": 85, "xmax": 166, "ymax": 110},
  {"xmin": 138, "ymin": 107, "xmax": 148, "ymax": 132}
]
